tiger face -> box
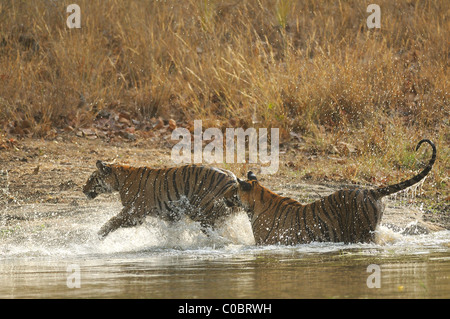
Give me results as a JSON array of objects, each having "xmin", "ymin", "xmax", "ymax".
[
  {"xmin": 83, "ymin": 160, "xmax": 116, "ymax": 199},
  {"xmin": 236, "ymin": 171, "xmax": 260, "ymax": 212}
]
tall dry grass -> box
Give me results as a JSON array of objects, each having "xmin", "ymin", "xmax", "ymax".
[{"xmin": 0, "ymin": 0, "xmax": 448, "ymax": 191}]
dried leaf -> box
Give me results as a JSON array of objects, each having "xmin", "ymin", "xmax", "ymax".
[
  {"xmin": 154, "ymin": 118, "xmax": 164, "ymax": 130},
  {"xmin": 168, "ymin": 119, "xmax": 177, "ymax": 131}
]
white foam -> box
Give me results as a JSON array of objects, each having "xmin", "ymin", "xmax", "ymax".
[
  {"xmin": 1, "ymin": 203, "xmax": 448, "ymax": 260},
  {"xmin": 0, "ymin": 203, "xmax": 256, "ymax": 259}
]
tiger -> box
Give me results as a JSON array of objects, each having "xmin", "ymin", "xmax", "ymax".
[
  {"xmin": 236, "ymin": 139, "xmax": 436, "ymax": 245},
  {"xmin": 83, "ymin": 161, "xmax": 240, "ymax": 239}
]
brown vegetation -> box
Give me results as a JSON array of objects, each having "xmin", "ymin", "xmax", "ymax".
[{"xmin": 0, "ymin": 0, "xmax": 448, "ymax": 199}]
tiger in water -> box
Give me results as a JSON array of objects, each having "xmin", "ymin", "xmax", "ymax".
[
  {"xmin": 237, "ymin": 139, "xmax": 436, "ymax": 245},
  {"xmin": 83, "ymin": 162, "xmax": 239, "ymax": 239}
]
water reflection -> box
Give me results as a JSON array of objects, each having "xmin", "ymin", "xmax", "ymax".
[
  {"xmin": 0, "ymin": 203, "xmax": 449, "ymax": 299},
  {"xmin": 1, "ymin": 245, "xmax": 449, "ymax": 298}
]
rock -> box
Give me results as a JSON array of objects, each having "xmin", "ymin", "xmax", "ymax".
[{"xmin": 401, "ymin": 220, "xmax": 444, "ymax": 236}]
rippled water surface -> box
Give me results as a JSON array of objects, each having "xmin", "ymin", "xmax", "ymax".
[{"xmin": 1, "ymin": 203, "xmax": 449, "ymax": 298}]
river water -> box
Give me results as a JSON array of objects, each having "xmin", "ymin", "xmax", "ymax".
[{"xmin": 0, "ymin": 202, "xmax": 449, "ymax": 299}]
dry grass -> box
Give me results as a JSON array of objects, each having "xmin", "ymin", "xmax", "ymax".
[{"xmin": 0, "ymin": 0, "xmax": 448, "ymax": 195}]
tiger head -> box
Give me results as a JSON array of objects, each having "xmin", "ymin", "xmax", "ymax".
[
  {"xmin": 83, "ymin": 160, "xmax": 116, "ymax": 199},
  {"xmin": 236, "ymin": 171, "xmax": 261, "ymax": 213}
]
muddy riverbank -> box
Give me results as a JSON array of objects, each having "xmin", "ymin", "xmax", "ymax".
[{"xmin": 1, "ymin": 136, "xmax": 448, "ymax": 233}]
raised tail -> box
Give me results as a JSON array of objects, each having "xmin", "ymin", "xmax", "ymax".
[{"xmin": 374, "ymin": 139, "xmax": 436, "ymax": 199}]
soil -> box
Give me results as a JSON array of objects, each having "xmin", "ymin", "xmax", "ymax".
[{"xmin": 0, "ymin": 134, "xmax": 448, "ymax": 236}]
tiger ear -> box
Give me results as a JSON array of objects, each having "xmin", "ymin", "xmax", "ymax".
[
  {"xmin": 96, "ymin": 160, "xmax": 112, "ymax": 175},
  {"xmin": 247, "ymin": 171, "xmax": 257, "ymax": 181},
  {"xmin": 238, "ymin": 178, "xmax": 252, "ymax": 191}
]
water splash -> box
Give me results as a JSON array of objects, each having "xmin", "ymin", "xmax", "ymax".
[
  {"xmin": 388, "ymin": 175, "xmax": 426, "ymax": 208},
  {"xmin": 0, "ymin": 170, "xmax": 11, "ymax": 207},
  {"xmin": 1, "ymin": 200, "xmax": 448, "ymax": 260},
  {"xmin": 0, "ymin": 202, "xmax": 255, "ymax": 258}
]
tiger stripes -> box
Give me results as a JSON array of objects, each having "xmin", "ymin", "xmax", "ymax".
[
  {"xmin": 83, "ymin": 162, "xmax": 239, "ymax": 239},
  {"xmin": 237, "ymin": 139, "xmax": 436, "ymax": 245}
]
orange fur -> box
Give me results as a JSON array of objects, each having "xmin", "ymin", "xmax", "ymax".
[
  {"xmin": 237, "ymin": 140, "xmax": 436, "ymax": 245},
  {"xmin": 83, "ymin": 162, "xmax": 239, "ymax": 239}
]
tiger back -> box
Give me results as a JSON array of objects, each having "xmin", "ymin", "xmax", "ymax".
[
  {"xmin": 83, "ymin": 161, "xmax": 239, "ymax": 239},
  {"xmin": 237, "ymin": 179, "xmax": 384, "ymax": 244},
  {"xmin": 237, "ymin": 139, "xmax": 436, "ymax": 245}
]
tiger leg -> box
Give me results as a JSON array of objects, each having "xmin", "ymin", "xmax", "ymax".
[
  {"xmin": 198, "ymin": 202, "xmax": 237, "ymax": 236},
  {"xmin": 200, "ymin": 219, "xmax": 215, "ymax": 236},
  {"xmin": 97, "ymin": 205, "xmax": 146, "ymax": 239}
]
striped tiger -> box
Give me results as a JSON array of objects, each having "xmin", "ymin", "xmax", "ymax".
[
  {"xmin": 83, "ymin": 161, "xmax": 239, "ymax": 239},
  {"xmin": 237, "ymin": 139, "xmax": 436, "ymax": 245}
]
